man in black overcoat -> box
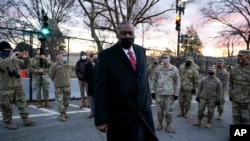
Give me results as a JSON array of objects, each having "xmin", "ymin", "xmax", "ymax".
[{"xmin": 94, "ymin": 21, "xmax": 159, "ymax": 141}]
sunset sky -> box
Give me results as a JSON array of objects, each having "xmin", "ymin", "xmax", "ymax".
[{"xmin": 61, "ymin": 0, "xmax": 244, "ymax": 57}]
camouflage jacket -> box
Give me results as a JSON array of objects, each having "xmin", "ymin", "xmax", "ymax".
[
  {"xmin": 178, "ymin": 63, "xmax": 200, "ymax": 91},
  {"xmin": 0, "ymin": 57, "xmax": 30, "ymax": 90},
  {"xmin": 49, "ymin": 61, "xmax": 71, "ymax": 88},
  {"xmin": 151, "ymin": 64, "xmax": 180, "ymax": 96},
  {"xmin": 29, "ymin": 57, "xmax": 52, "ymax": 78},
  {"xmin": 147, "ymin": 64, "xmax": 159, "ymax": 81},
  {"xmin": 215, "ymin": 68, "xmax": 229, "ymax": 91},
  {"xmin": 229, "ymin": 64, "xmax": 250, "ymax": 103},
  {"xmin": 196, "ymin": 75, "xmax": 222, "ymax": 101}
]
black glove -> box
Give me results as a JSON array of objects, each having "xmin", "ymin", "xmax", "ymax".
[
  {"xmin": 191, "ymin": 89, "xmax": 196, "ymax": 94},
  {"xmin": 215, "ymin": 100, "xmax": 221, "ymax": 106},
  {"xmin": 229, "ymin": 97, "xmax": 232, "ymax": 101},
  {"xmin": 151, "ymin": 93, "xmax": 156, "ymax": 99},
  {"xmin": 196, "ymin": 97, "xmax": 200, "ymax": 103},
  {"xmin": 173, "ymin": 95, "xmax": 178, "ymax": 101}
]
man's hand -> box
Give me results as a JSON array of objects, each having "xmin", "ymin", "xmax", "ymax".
[
  {"xmin": 191, "ymin": 89, "xmax": 196, "ymax": 94},
  {"xmin": 37, "ymin": 69, "xmax": 44, "ymax": 73},
  {"xmin": 173, "ymin": 95, "xmax": 178, "ymax": 101},
  {"xmin": 229, "ymin": 97, "xmax": 232, "ymax": 101},
  {"xmin": 215, "ymin": 100, "xmax": 221, "ymax": 106},
  {"xmin": 40, "ymin": 55, "xmax": 46, "ymax": 59},
  {"xmin": 196, "ymin": 97, "xmax": 200, "ymax": 103},
  {"xmin": 151, "ymin": 93, "xmax": 156, "ymax": 99},
  {"xmin": 96, "ymin": 124, "xmax": 108, "ymax": 133}
]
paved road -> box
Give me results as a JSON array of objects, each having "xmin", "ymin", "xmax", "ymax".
[{"xmin": 0, "ymin": 95, "xmax": 232, "ymax": 141}]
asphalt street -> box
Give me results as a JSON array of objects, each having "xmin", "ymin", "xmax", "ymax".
[{"xmin": 0, "ymin": 95, "xmax": 232, "ymax": 141}]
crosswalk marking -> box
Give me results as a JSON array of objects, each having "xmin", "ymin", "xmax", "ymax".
[
  {"xmin": 0, "ymin": 103, "xmax": 90, "ymax": 120},
  {"xmin": 0, "ymin": 98, "xmax": 230, "ymax": 120}
]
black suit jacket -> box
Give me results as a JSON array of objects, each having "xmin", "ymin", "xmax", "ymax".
[{"xmin": 94, "ymin": 43, "xmax": 158, "ymax": 141}]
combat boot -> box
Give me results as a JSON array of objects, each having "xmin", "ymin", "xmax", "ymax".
[
  {"xmin": 36, "ymin": 100, "xmax": 42, "ymax": 108},
  {"xmin": 193, "ymin": 119, "xmax": 202, "ymax": 127},
  {"xmin": 23, "ymin": 117, "xmax": 36, "ymax": 126},
  {"xmin": 217, "ymin": 113, "xmax": 223, "ymax": 120},
  {"xmin": 206, "ymin": 121, "xmax": 212, "ymax": 128},
  {"xmin": 5, "ymin": 121, "xmax": 17, "ymax": 130},
  {"xmin": 44, "ymin": 100, "xmax": 51, "ymax": 108},
  {"xmin": 165, "ymin": 122, "xmax": 172, "ymax": 133},
  {"xmin": 184, "ymin": 110, "xmax": 189, "ymax": 118},
  {"xmin": 60, "ymin": 112, "xmax": 66, "ymax": 122},
  {"xmin": 156, "ymin": 121, "xmax": 163, "ymax": 131},
  {"xmin": 177, "ymin": 109, "xmax": 185, "ymax": 117}
]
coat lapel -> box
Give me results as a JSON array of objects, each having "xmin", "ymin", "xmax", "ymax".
[{"xmin": 114, "ymin": 43, "xmax": 137, "ymax": 74}]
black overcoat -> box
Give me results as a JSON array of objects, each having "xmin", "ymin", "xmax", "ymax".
[
  {"xmin": 94, "ymin": 43, "xmax": 158, "ymax": 141},
  {"xmin": 84, "ymin": 61, "xmax": 96, "ymax": 96}
]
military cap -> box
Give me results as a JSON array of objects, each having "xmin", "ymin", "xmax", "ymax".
[
  {"xmin": 208, "ymin": 66, "xmax": 216, "ymax": 72},
  {"xmin": 57, "ymin": 50, "xmax": 66, "ymax": 56},
  {"xmin": 217, "ymin": 59, "xmax": 224, "ymax": 63},
  {"xmin": 80, "ymin": 51, "xmax": 87, "ymax": 56},
  {"xmin": 185, "ymin": 56, "xmax": 193, "ymax": 61},
  {"xmin": 161, "ymin": 53, "xmax": 169, "ymax": 58},
  {"xmin": 153, "ymin": 57, "xmax": 158, "ymax": 60},
  {"xmin": 0, "ymin": 41, "xmax": 12, "ymax": 51},
  {"xmin": 238, "ymin": 50, "xmax": 250, "ymax": 55}
]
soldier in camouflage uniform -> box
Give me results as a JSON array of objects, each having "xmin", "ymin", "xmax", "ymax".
[
  {"xmin": 151, "ymin": 53, "xmax": 180, "ymax": 133},
  {"xmin": 0, "ymin": 41, "xmax": 36, "ymax": 130},
  {"xmin": 229, "ymin": 50, "xmax": 250, "ymax": 125},
  {"xmin": 49, "ymin": 50, "xmax": 72, "ymax": 122},
  {"xmin": 215, "ymin": 59, "xmax": 229, "ymax": 120},
  {"xmin": 29, "ymin": 49, "xmax": 52, "ymax": 108},
  {"xmin": 178, "ymin": 56, "xmax": 200, "ymax": 118},
  {"xmin": 194, "ymin": 67, "xmax": 222, "ymax": 128},
  {"xmin": 147, "ymin": 57, "xmax": 159, "ymax": 99}
]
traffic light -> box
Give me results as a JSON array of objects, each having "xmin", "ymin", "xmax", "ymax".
[
  {"xmin": 175, "ymin": 15, "xmax": 181, "ymax": 31},
  {"xmin": 41, "ymin": 14, "xmax": 50, "ymax": 36}
]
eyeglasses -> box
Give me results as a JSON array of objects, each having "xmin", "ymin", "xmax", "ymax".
[{"xmin": 119, "ymin": 31, "xmax": 134, "ymax": 36}]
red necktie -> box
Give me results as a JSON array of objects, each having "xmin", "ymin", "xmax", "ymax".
[{"xmin": 127, "ymin": 50, "xmax": 137, "ymax": 72}]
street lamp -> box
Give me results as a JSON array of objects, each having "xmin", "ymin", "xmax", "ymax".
[{"xmin": 176, "ymin": 0, "xmax": 187, "ymax": 57}]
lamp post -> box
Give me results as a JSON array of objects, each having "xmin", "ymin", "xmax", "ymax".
[{"xmin": 176, "ymin": 0, "xmax": 187, "ymax": 57}]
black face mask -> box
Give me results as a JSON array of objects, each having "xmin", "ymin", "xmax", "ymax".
[
  {"xmin": 185, "ymin": 61, "xmax": 191, "ymax": 67},
  {"xmin": 120, "ymin": 37, "xmax": 134, "ymax": 49},
  {"xmin": 154, "ymin": 62, "xmax": 158, "ymax": 65},
  {"xmin": 208, "ymin": 72, "xmax": 214, "ymax": 75},
  {"xmin": 0, "ymin": 50, "xmax": 12, "ymax": 58}
]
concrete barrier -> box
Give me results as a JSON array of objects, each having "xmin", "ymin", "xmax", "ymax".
[{"xmin": 22, "ymin": 78, "xmax": 81, "ymax": 101}]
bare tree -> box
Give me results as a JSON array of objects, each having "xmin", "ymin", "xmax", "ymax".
[
  {"xmin": 200, "ymin": 0, "xmax": 250, "ymax": 50},
  {"xmin": 78, "ymin": 0, "xmax": 175, "ymax": 52},
  {"xmin": 0, "ymin": 0, "xmax": 80, "ymax": 61},
  {"xmin": 214, "ymin": 29, "xmax": 243, "ymax": 57}
]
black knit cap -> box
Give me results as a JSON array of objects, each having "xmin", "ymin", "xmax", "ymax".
[
  {"xmin": 80, "ymin": 51, "xmax": 87, "ymax": 56},
  {"xmin": 0, "ymin": 41, "xmax": 13, "ymax": 51}
]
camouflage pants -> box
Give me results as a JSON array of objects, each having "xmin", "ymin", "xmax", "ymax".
[
  {"xmin": 216, "ymin": 104, "xmax": 224, "ymax": 114},
  {"xmin": 197, "ymin": 97, "xmax": 217, "ymax": 122},
  {"xmin": 0, "ymin": 87, "xmax": 29, "ymax": 123},
  {"xmin": 178, "ymin": 91, "xmax": 192, "ymax": 110},
  {"xmin": 232, "ymin": 101, "xmax": 250, "ymax": 125},
  {"xmin": 33, "ymin": 77, "xmax": 50, "ymax": 100},
  {"xmin": 156, "ymin": 95, "xmax": 174, "ymax": 123},
  {"xmin": 55, "ymin": 87, "xmax": 71, "ymax": 112}
]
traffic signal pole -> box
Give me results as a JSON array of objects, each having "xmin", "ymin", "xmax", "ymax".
[
  {"xmin": 175, "ymin": 0, "xmax": 186, "ymax": 57},
  {"xmin": 176, "ymin": 13, "xmax": 181, "ymax": 57}
]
